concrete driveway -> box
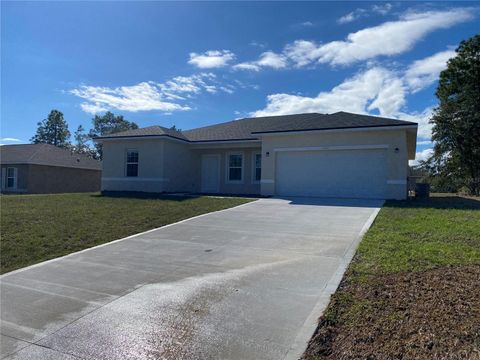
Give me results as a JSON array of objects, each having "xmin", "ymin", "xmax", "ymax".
[{"xmin": 1, "ymin": 197, "xmax": 382, "ymax": 360}]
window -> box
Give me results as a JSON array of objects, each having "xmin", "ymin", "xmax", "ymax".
[
  {"xmin": 253, "ymin": 153, "xmax": 261, "ymax": 182},
  {"xmin": 126, "ymin": 150, "xmax": 139, "ymax": 177},
  {"xmin": 6, "ymin": 167, "xmax": 16, "ymax": 188},
  {"xmin": 227, "ymin": 153, "xmax": 243, "ymax": 182}
]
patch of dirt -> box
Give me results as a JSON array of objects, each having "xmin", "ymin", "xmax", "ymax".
[{"xmin": 303, "ymin": 266, "xmax": 480, "ymax": 360}]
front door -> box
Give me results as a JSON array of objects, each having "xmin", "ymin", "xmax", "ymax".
[{"xmin": 201, "ymin": 154, "xmax": 220, "ymax": 193}]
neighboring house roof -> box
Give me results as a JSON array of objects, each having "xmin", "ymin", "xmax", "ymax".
[
  {"xmin": 0, "ymin": 144, "xmax": 102, "ymax": 170},
  {"xmin": 95, "ymin": 111, "xmax": 417, "ymax": 143},
  {"xmin": 95, "ymin": 125, "xmax": 189, "ymax": 141}
]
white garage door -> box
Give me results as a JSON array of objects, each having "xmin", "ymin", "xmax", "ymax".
[{"xmin": 275, "ymin": 148, "xmax": 387, "ymax": 199}]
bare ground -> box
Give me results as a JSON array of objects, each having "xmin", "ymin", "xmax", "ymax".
[{"xmin": 303, "ymin": 265, "xmax": 480, "ymax": 360}]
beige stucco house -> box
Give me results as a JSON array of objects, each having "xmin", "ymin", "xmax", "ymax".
[
  {"xmin": 0, "ymin": 144, "xmax": 101, "ymax": 194},
  {"xmin": 96, "ymin": 112, "xmax": 417, "ymax": 200}
]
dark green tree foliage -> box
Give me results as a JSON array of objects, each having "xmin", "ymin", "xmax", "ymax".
[
  {"xmin": 427, "ymin": 35, "xmax": 480, "ymax": 195},
  {"xmin": 89, "ymin": 112, "xmax": 138, "ymax": 159},
  {"xmin": 72, "ymin": 125, "xmax": 94, "ymax": 156},
  {"xmin": 31, "ymin": 110, "xmax": 71, "ymax": 147}
]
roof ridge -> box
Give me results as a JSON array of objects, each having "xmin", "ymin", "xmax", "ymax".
[{"xmin": 328, "ymin": 111, "xmax": 417, "ymax": 124}]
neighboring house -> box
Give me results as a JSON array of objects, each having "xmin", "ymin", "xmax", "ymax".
[
  {"xmin": 0, "ymin": 144, "xmax": 101, "ymax": 194},
  {"xmin": 96, "ymin": 112, "xmax": 418, "ymax": 200}
]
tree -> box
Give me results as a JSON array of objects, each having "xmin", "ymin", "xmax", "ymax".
[
  {"xmin": 31, "ymin": 110, "xmax": 71, "ymax": 147},
  {"xmin": 72, "ymin": 125, "xmax": 94, "ymax": 156},
  {"xmin": 88, "ymin": 112, "xmax": 138, "ymax": 159},
  {"xmin": 428, "ymin": 34, "xmax": 480, "ymax": 195}
]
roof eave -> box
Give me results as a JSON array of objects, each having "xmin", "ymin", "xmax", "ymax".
[
  {"xmin": 94, "ymin": 134, "xmax": 188, "ymax": 143},
  {"xmin": 0, "ymin": 161, "xmax": 101, "ymax": 171},
  {"xmin": 190, "ymin": 138, "xmax": 260, "ymax": 144},
  {"xmin": 95, "ymin": 134, "xmax": 261, "ymax": 144}
]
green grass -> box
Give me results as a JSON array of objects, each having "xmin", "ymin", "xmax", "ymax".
[
  {"xmin": 323, "ymin": 194, "xmax": 479, "ymax": 334},
  {"xmin": 0, "ymin": 192, "xmax": 253, "ymax": 274},
  {"xmin": 303, "ymin": 194, "xmax": 480, "ymax": 359},
  {"xmin": 351, "ymin": 195, "xmax": 480, "ymax": 279}
]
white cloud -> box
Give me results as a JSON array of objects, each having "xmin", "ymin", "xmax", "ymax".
[
  {"xmin": 288, "ymin": 8, "xmax": 472, "ymax": 66},
  {"xmin": 283, "ymin": 40, "xmax": 320, "ymax": 67},
  {"xmin": 257, "ymin": 51, "xmax": 288, "ymax": 69},
  {"xmin": 409, "ymin": 148, "xmax": 434, "ymax": 166},
  {"xmin": 80, "ymin": 103, "xmax": 109, "ymax": 114},
  {"xmin": 337, "ymin": 10, "xmax": 366, "ymax": 24},
  {"xmin": 160, "ymin": 73, "xmax": 215, "ymax": 95},
  {"xmin": 395, "ymin": 107, "xmax": 434, "ymax": 139},
  {"xmin": 233, "ymin": 51, "xmax": 287, "ymax": 71},
  {"xmin": 250, "ymin": 55, "xmax": 440, "ymax": 140},
  {"xmin": 405, "ymin": 49, "xmax": 456, "ymax": 92},
  {"xmin": 71, "ymin": 73, "xmax": 233, "ymax": 114},
  {"xmin": 292, "ymin": 20, "xmax": 316, "ymax": 29},
  {"xmin": 299, "ymin": 21, "xmax": 314, "ymax": 27},
  {"xmin": 337, "ymin": 3, "xmax": 392, "ymax": 24},
  {"xmin": 417, "ymin": 140, "xmax": 433, "ymax": 146},
  {"xmin": 233, "ymin": 63, "xmax": 261, "ymax": 72},
  {"xmin": 71, "ymin": 82, "xmax": 190, "ymax": 114},
  {"xmin": 249, "ymin": 41, "xmax": 266, "ymax": 48},
  {"xmin": 0, "ymin": 137, "xmax": 22, "ymax": 143},
  {"xmin": 367, "ymin": 77, "xmax": 406, "ymax": 116},
  {"xmin": 251, "ymin": 67, "xmax": 406, "ymax": 118},
  {"xmin": 372, "ymin": 3, "xmax": 393, "ymax": 15},
  {"xmin": 188, "ymin": 50, "xmax": 235, "ymax": 68},
  {"xmin": 220, "ymin": 86, "xmax": 235, "ymax": 94}
]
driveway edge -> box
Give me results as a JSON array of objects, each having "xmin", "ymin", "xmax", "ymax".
[
  {"xmin": 283, "ymin": 204, "xmax": 383, "ymax": 360},
  {"xmin": 0, "ymin": 199, "xmax": 257, "ymax": 279}
]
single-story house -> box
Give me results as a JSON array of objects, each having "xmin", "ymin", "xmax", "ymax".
[
  {"xmin": 95, "ymin": 112, "xmax": 417, "ymax": 200},
  {"xmin": 0, "ymin": 143, "xmax": 102, "ymax": 194}
]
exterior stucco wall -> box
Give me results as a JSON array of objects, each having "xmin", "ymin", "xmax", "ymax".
[
  {"xmin": 101, "ymin": 139, "xmax": 166, "ymax": 192},
  {"xmin": 99, "ymin": 128, "xmax": 411, "ymax": 199},
  {"xmin": 192, "ymin": 147, "xmax": 262, "ymax": 195},
  {"xmin": 260, "ymin": 129, "xmax": 409, "ymax": 199},
  {"xmin": 101, "ymin": 138, "xmax": 261, "ymax": 195},
  {"xmin": 162, "ymin": 140, "xmax": 197, "ymax": 193}
]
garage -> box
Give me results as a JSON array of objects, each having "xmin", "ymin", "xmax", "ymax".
[{"xmin": 275, "ymin": 148, "xmax": 388, "ymax": 199}]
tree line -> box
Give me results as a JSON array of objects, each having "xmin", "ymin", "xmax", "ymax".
[{"xmin": 30, "ymin": 111, "xmax": 138, "ymax": 159}]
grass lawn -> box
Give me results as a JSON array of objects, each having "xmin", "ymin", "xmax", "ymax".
[
  {"xmin": 303, "ymin": 194, "xmax": 480, "ymax": 359},
  {"xmin": 0, "ymin": 193, "xmax": 253, "ymax": 274}
]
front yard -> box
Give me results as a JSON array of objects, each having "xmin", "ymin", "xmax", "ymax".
[
  {"xmin": 0, "ymin": 193, "xmax": 252, "ymax": 274},
  {"xmin": 303, "ymin": 194, "xmax": 480, "ymax": 359}
]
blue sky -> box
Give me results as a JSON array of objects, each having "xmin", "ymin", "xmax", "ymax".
[{"xmin": 1, "ymin": 1, "xmax": 478, "ymax": 163}]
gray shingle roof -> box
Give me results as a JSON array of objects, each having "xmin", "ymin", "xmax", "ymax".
[
  {"xmin": 183, "ymin": 113, "xmax": 318, "ymax": 141},
  {"xmin": 250, "ymin": 112, "xmax": 417, "ymax": 134},
  {"xmin": 0, "ymin": 144, "xmax": 102, "ymax": 170},
  {"xmin": 94, "ymin": 125, "xmax": 188, "ymax": 141},
  {"xmin": 96, "ymin": 112, "xmax": 417, "ymax": 143}
]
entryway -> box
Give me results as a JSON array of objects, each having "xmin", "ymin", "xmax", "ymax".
[{"xmin": 201, "ymin": 154, "xmax": 220, "ymax": 193}]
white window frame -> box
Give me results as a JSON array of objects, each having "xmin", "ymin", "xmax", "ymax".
[
  {"xmin": 125, "ymin": 149, "xmax": 139, "ymax": 177},
  {"xmin": 6, "ymin": 167, "xmax": 17, "ymax": 189},
  {"xmin": 252, "ymin": 152, "xmax": 262, "ymax": 184},
  {"xmin": 225, "ymin": 152, "xmax": 244, "ymax": 184}
]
